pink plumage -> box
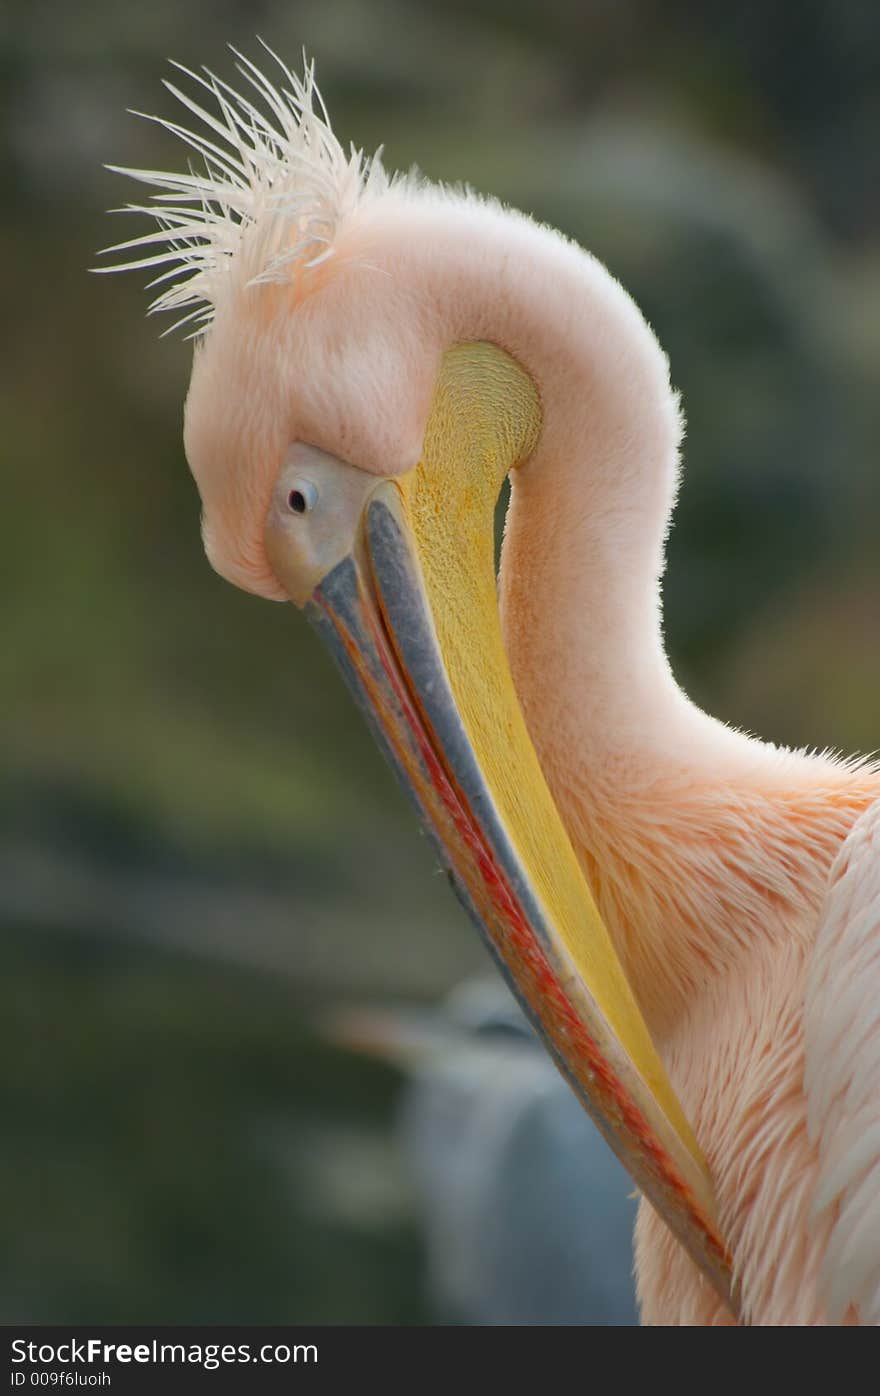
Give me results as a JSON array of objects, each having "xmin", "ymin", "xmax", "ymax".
[{"xmin": 103, "ymin": 49, "xmax": 880, "ymax": 1325}]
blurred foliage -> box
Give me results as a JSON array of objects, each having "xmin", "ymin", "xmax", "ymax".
[
  {"xmin": 2, "ymin": 0, "xmax": 879, "ymax": 1322},
  {"xmin": 0, "ymin": 926, "xmax": 422, "ymax": 1322}
]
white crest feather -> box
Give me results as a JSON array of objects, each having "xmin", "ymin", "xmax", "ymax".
[{"xmin": 95, "ymin": 41, "xmax": 388, "ymax": 336}]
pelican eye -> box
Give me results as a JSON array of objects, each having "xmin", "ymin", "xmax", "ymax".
[{"xmin": 287, "ymin": 480, "xmax": 318, "ymax": 515}]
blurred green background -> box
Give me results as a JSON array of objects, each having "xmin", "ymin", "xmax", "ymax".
[{"xmin": 3, "ymin": 0, "xmax": 879, "ymax": 1322}]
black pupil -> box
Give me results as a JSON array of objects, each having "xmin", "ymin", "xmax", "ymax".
[{"xmin": 288, "ymin": 489, "xmax": 307, "ymax": 514}]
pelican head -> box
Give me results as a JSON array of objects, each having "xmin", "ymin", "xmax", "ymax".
[{"xmin": 100, "ymin": 46, "xmax": 736, "ymax": 1314}]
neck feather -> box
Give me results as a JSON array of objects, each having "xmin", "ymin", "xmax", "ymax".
[{"xmin": 360, "ymin": 192, "xmax": 878, "ymax": 1034}]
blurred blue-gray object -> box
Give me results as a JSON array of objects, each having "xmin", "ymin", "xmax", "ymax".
[{"xmin": 343, "ymin": 979, "xmax": 639, "ymax": 1325}]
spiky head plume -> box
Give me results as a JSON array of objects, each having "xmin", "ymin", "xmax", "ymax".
[{"xmin": 95, "ymin": 42, "xmax": 389, "ymax": 336}]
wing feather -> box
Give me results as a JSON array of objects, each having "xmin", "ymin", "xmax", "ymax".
[{"xmin": 805, "ymin": 797, "xmax": 880, "ymax": 1323}]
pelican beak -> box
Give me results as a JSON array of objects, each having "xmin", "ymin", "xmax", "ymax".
[{"xmin": 265, "ymin": 342, "xmax": 736, "ymax": 1316}]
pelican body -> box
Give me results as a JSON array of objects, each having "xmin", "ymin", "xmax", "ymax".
[{"xmin": 101, "ymin": 47, "xmax": 880, "ymax": 1324}]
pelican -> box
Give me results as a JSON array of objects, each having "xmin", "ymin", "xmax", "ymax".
[
  {"xmin": 99, "ymin": 46, "xmax": 880, "ymax": 1325},
  {"xmin": 332, "ymin": 979, "xmax": 638, "ymax": 1325}
]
